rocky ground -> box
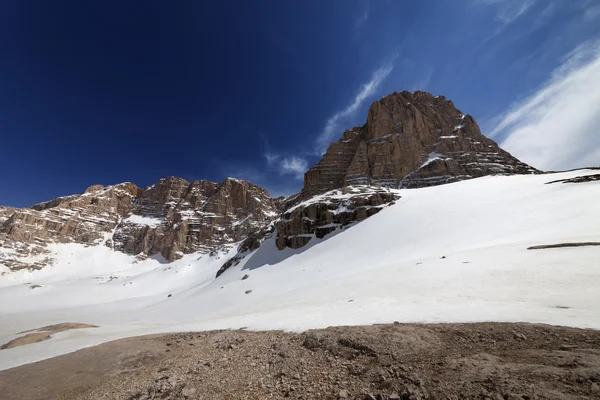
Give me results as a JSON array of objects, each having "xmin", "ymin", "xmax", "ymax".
[{"xmin": 1, "ymin": 323, "xmax": 600, "ymax": 400}]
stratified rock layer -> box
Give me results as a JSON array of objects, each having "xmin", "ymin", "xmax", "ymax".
[
  {"xmin": 0, "ymin": 90, "xmax": 541, "ymax": 272},
  {"xmin": 275, "ymin": 186, "xmax": 400, "ymax": 250},
  {"xmin": 111, "ymin": 177, "xmax": 279, "ymax": 261},
  {"xmin": 0, "ymin": 178, "xmax": 279, "ymax": 271},
  {"xmin": 303, "ymin": 91, "xmax": 537, "ymax": 197}
]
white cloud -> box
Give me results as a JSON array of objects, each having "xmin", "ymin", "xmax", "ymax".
[
  {"xmin": 280, "ymin": 157, "xmax": 309, "ymax": 179},
  {"xmin": 491, "ymin": 41, "xmax": 600, "ymax": 171},
  {"xmin": 316, "ymin": 62, "xmax": 394, "ymax": 154},
  {"xmin": 264, "ymin": 153, "xmax": 308, "ymax": 180},
  {"xmin": 264, "ymin": 152, "xmax": 280, "ymax": 167}
]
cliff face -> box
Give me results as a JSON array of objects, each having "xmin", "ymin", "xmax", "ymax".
[
  {"xmin": 303, "ymin": 91, "xmax": 537, "ymax": 197},
  {"xmin": 0, "ymin": 90, "xmax": 541, "ymax": 272},
  {"xmin": 111, "ymin": 177, "xmax": 279, "ymax": 261},
  {"xmin": 0, "ymin": 178, "xmax": 279, "ymax": 271}
]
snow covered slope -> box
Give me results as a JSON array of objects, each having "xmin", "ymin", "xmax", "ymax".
[{"xmin": 1, "ymin": 169, "xmax": 599, "ymax": 370}]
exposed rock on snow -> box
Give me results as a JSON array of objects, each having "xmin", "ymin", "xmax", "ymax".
[
  {"xmin": 111, "ymin": 177, "xmax": 279, "ymax": 261},
  {"xmin": 0, "ymin": 178, "xmax": 280, "ymax": 271},
  {"xmin": 546, "ymin": 173, "xmax": 600, "ymax": 184},
  {"xmin": 0, "ymin": 90, "xmax": 554, "ymax": 273},
  {"xmin": 275, "ymin": 185, "xmax": 400, "ymax": 250},
  {"xmin": 303, "ymin": 90, "xmax": 537, "ymax": 197},
  {"xmin": 527, "ymin": 242, "xmax": 600, "ymax": 250},
  {"xmin": 0, "ymin": 183, "xmax": 140, "ymax": 271}
]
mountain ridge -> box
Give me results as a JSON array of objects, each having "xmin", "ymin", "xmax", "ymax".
[
  {"xmin": 0, "ymin": 90, "xmax": 540, "ymax": 272},
  {"xmin": 302, "ymin": 90, "xmax": 537, "ymax": 197}
]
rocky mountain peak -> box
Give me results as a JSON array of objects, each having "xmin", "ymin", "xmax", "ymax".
[
  {"xmin": 303, "ymin": 90, "xmax": 537, "ymax": 197},
  {"xmin": 0, "ymin": 90, "xmax": 541, "ymax": 272},
  {"xmin": 0, "ymin": 176, "xmax": 280, "ymax": 271}
]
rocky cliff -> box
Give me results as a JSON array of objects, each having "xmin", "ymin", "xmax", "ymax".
[
  {"xmin": 0, "ymin": 90, "xmax": 540, "ymax": 272},
  {"xmin": 0, "ymin": 178, "xmax": 279, "ymax": 271},
  {"xmin": 275, "ymin": 186, "xmax": 400, "ymax": 250},
  {"xmin": 303, "ymin": 91, "xmax": 537, "ymax": 197},
  {"xmin": 110, "ymin": 177, "xmax": 279, "ymax": 261}
]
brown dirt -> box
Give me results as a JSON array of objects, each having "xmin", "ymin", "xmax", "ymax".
[
  {"xmin": 1, "ymin": 322, "xmax": 599, "ymax": 400},
  {"xmin": 0, "ymin": 323, "xmax": 98, "ymax": 350}
]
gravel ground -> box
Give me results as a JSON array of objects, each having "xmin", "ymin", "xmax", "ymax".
[{"xmin": 1, "ymin": 322, "xmax": 600, "ymax": 400}]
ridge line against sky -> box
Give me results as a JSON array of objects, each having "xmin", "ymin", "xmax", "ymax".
[
  {"xmin": 0, "ymin": 1, "xmax": 599, "ymax": 205},
  {"xmin": 314, "ymin": 60, "xmax": 395, "ymax": 155}
]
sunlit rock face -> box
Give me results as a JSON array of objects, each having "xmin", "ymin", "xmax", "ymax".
[
  {"xmin": 303, "ymin": 90, "xmax": 537, "ymax": 198},
  {"xmin": 0, "ymin": 178, "xmax": 281, "ymax": 271}
]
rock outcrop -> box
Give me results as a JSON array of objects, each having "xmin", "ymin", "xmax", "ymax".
[
  {"xmin": 0, "ymin": 178, "xmax": 280, "ymax": 271},
  {"xmin": 111, "ymin": 177, "xmax": 279, "ymax": 261},
  {"xmin": 0, "ymin": 90, "xmax": 541, "ymax": 273},
  {"xmin": 275, "ymin": 186, "xmax": 400, "ymax": 250},
  {"xmin": 303, "ymin": 91, "xmax": 537, "ymax": 197}
]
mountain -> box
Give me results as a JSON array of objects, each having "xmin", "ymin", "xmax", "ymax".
[
  {"xmin": 0, "ymin": 90, "xmax": 538, "ymax": 272},
  {"xmin": 0, "ymin": 90, "xmax": 598, "ymax": 373},
  {"xmin": 0, "ymin": 177, "xmax": 279, "ymax": 271},
  {"xmin": 1, "ymin": 168, "xmax": 598, "ymax": 371},
  {"xmin": 303, "ymin": 91, "xmax": 537, "ymax": 197}
]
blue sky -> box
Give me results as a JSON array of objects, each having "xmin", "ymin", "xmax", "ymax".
[{"xmin": 1, "ymin": 0, "xmax": 599, "ymax": 206}]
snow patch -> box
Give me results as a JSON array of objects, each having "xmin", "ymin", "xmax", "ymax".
[{"xmin": 122, "ymin": 215, "xmax": 164, "ymax": 227}]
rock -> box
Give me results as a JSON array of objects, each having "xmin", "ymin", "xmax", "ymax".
[
  {"xmin": 303, "ymin": 91, "xmax": 537, "ymax": 197},
  {"xmin": 0, "ymin": 183, "xmax": 140, "ymax": 271},
  {"xmin": 513, "ymin": 332, "xmax": 527, "ymax": 341},
  {"xmin": 167, "ymin": 294, "xmax": 172, "ymax": 298},
  {"xmin": 0, "ymin": 177, "xmax": 280, "ymax": 271},
  {"xmin": 338, "ymin": 389, "xmax": 349, "ymax": 398},
  {"xmin": 181, "ymin": 386, "xmax": 197, "ymax": 397},
  {"xmin": 0, "ymin": 90, "xmax": 539, "ymax": 272},
  {"xmin": 274, "ymin": 186, "xmax": 400, "ymax": 250},
  {"xmin": 559, "ymin": 344, "xmax": 577, "ymax": 351},
  {"xmin": 111, "ymin": 177, "xmax": 280, "ymax": 261},
  {"xmin": 245, "ymin": 290, "xmax": 253, "ymax": 294},
  {"xmin": 242, "ymin": 274, "xmax": 249, "ymax": 280}
]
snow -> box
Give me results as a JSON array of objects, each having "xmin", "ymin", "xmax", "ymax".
[
  {"xmin": 122, "ymin": 214, "xmax": 164, "ymax": 227},
  {"xmin": 0, "ymin": 170, "xmax": 599, "ymax": 370},
  {"xmin": 419, "ymin": 152, "xmax": 446, "ymax": 168},
  {"xmin": 285, "ymin": 186, "xmax": 395, "ymax": 213}
]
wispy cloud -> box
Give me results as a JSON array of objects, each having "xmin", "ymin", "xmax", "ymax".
[
  {"xmin": 410, "ymin": 66, "xmax": 434, "ymax": 92},
  {"xmin": 264, "ymin": 153, "xmax": 308, "ymax": 180},
  {"xmin": 477, "ymin": 0, "xmax": 536, "ymax": 25},
  {"xmin": 316, "ymin": 62, "xmax": 394, "ymax": 154},
  {"xmin": 474, "ymin": 0, "xmax": 537, "ymax": 49},
  {"xmin": 280, "ymin": 157, "xmax": 309, "ymax": 178},
  {"xmin": 582, "ymin": 0, "xmax": 600, "ymax": 21},
  {"xmin": 218, "ymin": 160, "xmax": 302, "ymax": 197},
  {"xmin": 354, "ymin": 1, "xmax": 370, "ymax": 30},
  {"xmin": 490, "ymin": 40, "xmax": 600, "ymax": 171}
]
